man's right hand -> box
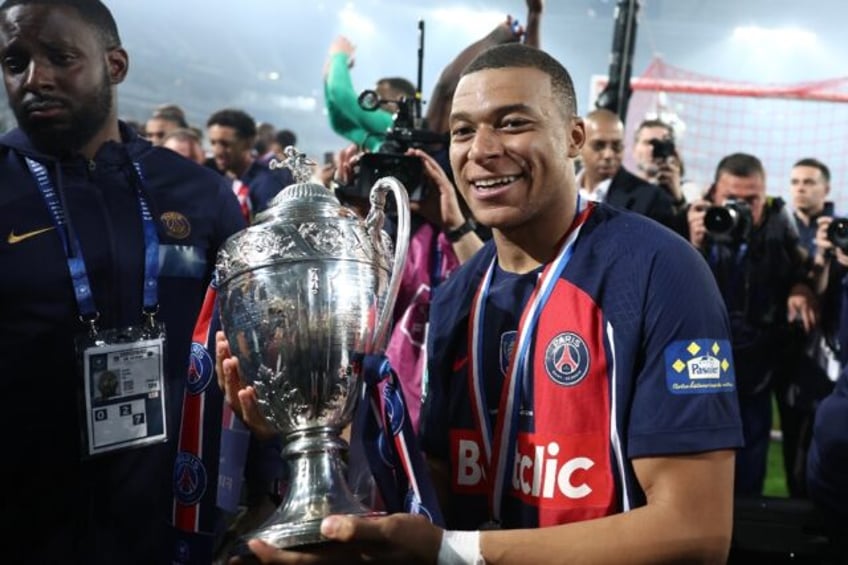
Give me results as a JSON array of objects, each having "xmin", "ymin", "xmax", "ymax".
[
  {"xmin": 328, "ymin": 35, "xmax": 355, "ymax": 61},
  {"xmin": 687, "ymin": 199, "xmax": 710, "ymax": 249},
  {"xmin": 324, "ymin": 36, "xmax": 355, "ymax": 78},
  {"xmin": 215, "ymin": 331, "xmax": 278, "ymax": 441}
]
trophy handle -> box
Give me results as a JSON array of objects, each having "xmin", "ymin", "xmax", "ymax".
[{"xmin": 365, "ymin": 176, "xmax": 410, "ymax": 351}]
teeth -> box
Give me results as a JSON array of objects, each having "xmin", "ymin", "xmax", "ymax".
[{"xmin": 473, "ymin": 175, "xmax": 518, "ymax": 189}]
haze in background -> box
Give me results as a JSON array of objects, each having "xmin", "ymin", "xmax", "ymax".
[{"xmin": 2, "ymin": 0, "xmax": 843, "ymax": 194}]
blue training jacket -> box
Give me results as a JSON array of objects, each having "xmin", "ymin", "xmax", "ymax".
[{"xmin": 0, "ymin": 123, "xmax": 246, "ymax": 564}]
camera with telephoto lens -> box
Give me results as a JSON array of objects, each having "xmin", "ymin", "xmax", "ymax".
[
  {"xmin": 827, "ymin": 217, "xmax": 848, "ymax": 253},
  {"xmin": 649, "ymin": 137, "xmax": 676, "ymax": 161},
  {"xmin": 704, "ymin": 198, "xmax": 754, "ymax": 244},
  {"xmin": 334, "ymin": 91, "xmax": 445, "ymax": 209}
]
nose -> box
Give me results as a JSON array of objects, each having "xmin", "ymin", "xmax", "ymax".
[
  {"xmin": 23, "ymin": 58, "xmax": 55, "ymax": 92},
  {"xmin": 468, "ymin": 126, "xmax": 503, "ymax": 161}
]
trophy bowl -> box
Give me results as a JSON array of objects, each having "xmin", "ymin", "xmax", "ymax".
[{"xmin": 216, "ymin": 151, "xmax": 410, "ymax": 549}]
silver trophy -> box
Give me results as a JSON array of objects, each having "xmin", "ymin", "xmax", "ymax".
[{"xmin": 216, "ymin": 147, "xmax": 410, "ymax": 549}]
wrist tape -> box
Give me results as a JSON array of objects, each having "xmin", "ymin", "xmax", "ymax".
[{"xmin": 437, "ymin": 530, "xmax": 483, "ymax": 565}]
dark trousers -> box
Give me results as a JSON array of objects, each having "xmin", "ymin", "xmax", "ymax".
[
  {"xmin": 735, "ymin": 386, "xmax": 773, "ymax": 496},
  {"xmin": 775, "ymin": 384, "xmax": 815, "ymax": 497}
]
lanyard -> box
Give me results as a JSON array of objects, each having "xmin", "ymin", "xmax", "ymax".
[
  {"xmin": 467, "ymin": 196, "xmax": 591, "ymax": 524},
  {"xmin": 25, "ymin": 157, "xmax": 160, "ymax": 330}
]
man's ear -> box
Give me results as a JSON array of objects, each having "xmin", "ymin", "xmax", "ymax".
[
  {"xmin": 567, "ymin": 116, "xmax": 586, "ymax": 158},
  {"xmin": 106, "ymin": 47, "xmax": 129, "ymax": 85}
]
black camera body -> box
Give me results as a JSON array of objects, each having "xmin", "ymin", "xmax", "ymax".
[
  {"xmin": 704, "ymin": 198, "xmax": 754, "ymax": 244},
  {"xmin": 337, "ymin": 92, "xmax": 445, "ymax": 207},
  {"xmin": 827, "ymin": 217, "xmax": 848, "ymax": 253},
  {"xmin": 649, "ymin": 137, "xmax": 676, "ymax": 161}
]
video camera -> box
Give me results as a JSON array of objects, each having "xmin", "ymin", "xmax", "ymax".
[
  {"xmin": 827, "ymin": 217, "xmax": 848, "ymax": 253},
  {"xmin": 335, "ymin": 20, "xmax": 446, "ymax": 209},
  {"xmin": 649, "ymin": 137, "xmax": 676, "ymax": 161},
  {"xmin": 704, "ymin": 198, "xmax": 754, "ymax": 244},
  {"xmin": 348, "ymin": 91, "xmax": 445, "ymax": 203}
]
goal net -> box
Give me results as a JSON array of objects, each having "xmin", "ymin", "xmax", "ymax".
[{"xmin": 594, "ymin": 58, "xmax": 848, "ymax": 210}]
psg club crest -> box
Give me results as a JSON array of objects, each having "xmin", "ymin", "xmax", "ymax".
[
  {"xmin": 499, "ymin": 331, "xmax": 517, "ymax": 376},
  {"xmin": 173, "ymin": 452, "xmax": 207, "ymax": 505},
  {"xmin": 186, "ymin": 342, "xmax": 213, "ymax": 395},
  {"xmin": 544, "ymin": 332, "xmax": 590, "ymax": 386}
]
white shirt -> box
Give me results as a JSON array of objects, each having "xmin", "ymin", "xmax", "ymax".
[{"xmin": 575, "ymin": 169, "xmax": 612, "ymax": 203}]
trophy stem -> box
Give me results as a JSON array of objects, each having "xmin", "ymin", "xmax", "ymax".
[{"xmin": 240, "ymin": 426, "xmax": 380, "ymax": 550}]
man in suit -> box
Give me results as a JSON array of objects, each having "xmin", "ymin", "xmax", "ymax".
[{"xmin": 578, "ymin": 108, "xmax": 674, "ymax": 227}]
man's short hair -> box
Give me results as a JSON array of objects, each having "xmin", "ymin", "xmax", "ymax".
[
  {"xmin": 377, "ymin": 77, "xmax": 416, "ymax": 99},
  {"xmin": 163, "ymin": 127, "xmax": 201, "ymax": 145},
  {"xmin": 714, "ymin": 152, "xmax": 765, "ymax": 181},
  {"xmin": 460, "ymin": 43, "xmax": 577, "ymax": 117},
  {"xmin": 151, "ymin": 103, "xmax": 188, "ymax": 128},
  {"xmin": 206, "ymin": 109, "xmax": 256, "ymax": 141},
  {"xmin": 0, "ymin": 0, "xmax": 121, "ymax": 49},
  {"xmin": 635, "ymin": 118, "xmax": 674, "ymax": 142},
  {"xmin": 793, "ymin": 157, "xmax": 831, "ymax": 183},
  {"xmin": 275, "ymin": 129, "xmax": 297, "ymax": 149}
]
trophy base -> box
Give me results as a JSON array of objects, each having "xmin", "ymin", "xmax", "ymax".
[
  {"xmin": 231, "ymin": 427, "xmax": 384, "ymax": 557},
  {"xmin": 234, "ymin": 511, "xmax": 385, "ymax": 554}
]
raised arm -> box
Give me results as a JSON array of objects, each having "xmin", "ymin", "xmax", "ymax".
[
  {"xmin": 523, "ymin": 0, "xmax": 544, "ymax": 47},
  {"xmin": 425, "ymin": 16, "xmax": 523, "ymax": 136},
  {"xmin": 324, "ymin": 36, "xmax": 393, "ymax": 151}
]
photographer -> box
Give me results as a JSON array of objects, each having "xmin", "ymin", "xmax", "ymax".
[
  {"xmin": 577, "ymin": 109, "xmax": 675, "ymax": 227},
  {"xmin": 774, "ymin": 158, "xmax": 843, "ymax": 497},
  {"xmin": 807, "ymin": 236, "xmax": 848, "ymax": 528},
  {"xmin": 684, "ymin": 153, "xmax": 815, "ymax": 496}
]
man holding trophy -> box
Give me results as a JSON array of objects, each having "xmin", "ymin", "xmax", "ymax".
[{"xmin": 219, "ymin": 44, "xmax": 743, "ymax": 564}]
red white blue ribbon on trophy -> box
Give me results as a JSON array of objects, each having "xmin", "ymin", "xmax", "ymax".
[{"xmin": 356, "ymin": 354, "xmax": 445, "ymax": 526}]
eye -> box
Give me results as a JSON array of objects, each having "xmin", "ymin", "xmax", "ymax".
[
  {"xmin": 450, "ymin": 124, "xmax": 474, "ymax": 141},
  {"xmin": 500, "ymin": 117, "xmax": 530, "ymax": 130},
  {"xmin": 49, "ymin": 52, "xmax": 76, "ymax": 66},
  {"xmin": 2, "ymin": 55, "xmax": 28, "ymax": 74}
]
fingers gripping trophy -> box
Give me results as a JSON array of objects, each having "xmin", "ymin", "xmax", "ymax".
[{"xmin": 215, "ymin": 146, "xmax": 410, "ymax": 549}]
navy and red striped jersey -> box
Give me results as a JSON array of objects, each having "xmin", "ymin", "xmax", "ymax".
[{"xmin": 420, "ymin": 203, "xmax": 743, "ymax": 529}]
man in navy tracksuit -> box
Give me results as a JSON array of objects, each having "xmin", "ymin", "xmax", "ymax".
[{"xmin": 0, "ymin": 1, "xmax": 245, "ymax": 563}]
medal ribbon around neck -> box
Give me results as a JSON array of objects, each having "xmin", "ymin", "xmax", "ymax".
[{"xmin": 467, "ymin": 195, "xmax": 593, "ymax": 524}]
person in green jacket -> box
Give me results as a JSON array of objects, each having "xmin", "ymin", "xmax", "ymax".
[{"xmin": 323, "ymin": 35, "xmax": 415, "ymax": 152}]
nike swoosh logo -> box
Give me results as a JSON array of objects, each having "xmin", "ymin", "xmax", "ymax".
[{"xmin": 7, "ymin": 226, "xmax": 55, "ymax": 245}]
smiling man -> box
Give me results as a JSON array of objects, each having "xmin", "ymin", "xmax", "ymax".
[
  {"xmin": 225, "ymin": 43, "xmax": 743, "ymax": 565},
  {"xmin": 0, "ymin": 1, "xmax": 244, "ymax": 563}
]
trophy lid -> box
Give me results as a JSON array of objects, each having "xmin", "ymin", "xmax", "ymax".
[
  {"xmin": 253, "ymin": 146, "xmax": 356, "ymax": 224},
  {"xmin": 216, "ymin": 146, "xmax": 384, "ymax": 286}
]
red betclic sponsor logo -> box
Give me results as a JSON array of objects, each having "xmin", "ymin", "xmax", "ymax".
[{"xmin": 450, "ymin": 429, "xmax": 611, "ymax": 509}]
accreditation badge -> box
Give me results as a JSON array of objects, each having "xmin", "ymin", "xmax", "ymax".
[{"xmin": 76, "ymin": 322, "xmax": 169, "ymax": 457}]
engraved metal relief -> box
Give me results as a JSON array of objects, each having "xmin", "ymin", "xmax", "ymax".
[{"xmin": 213, "ymin": 165, "xmax": 412, "ymax": 550}]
